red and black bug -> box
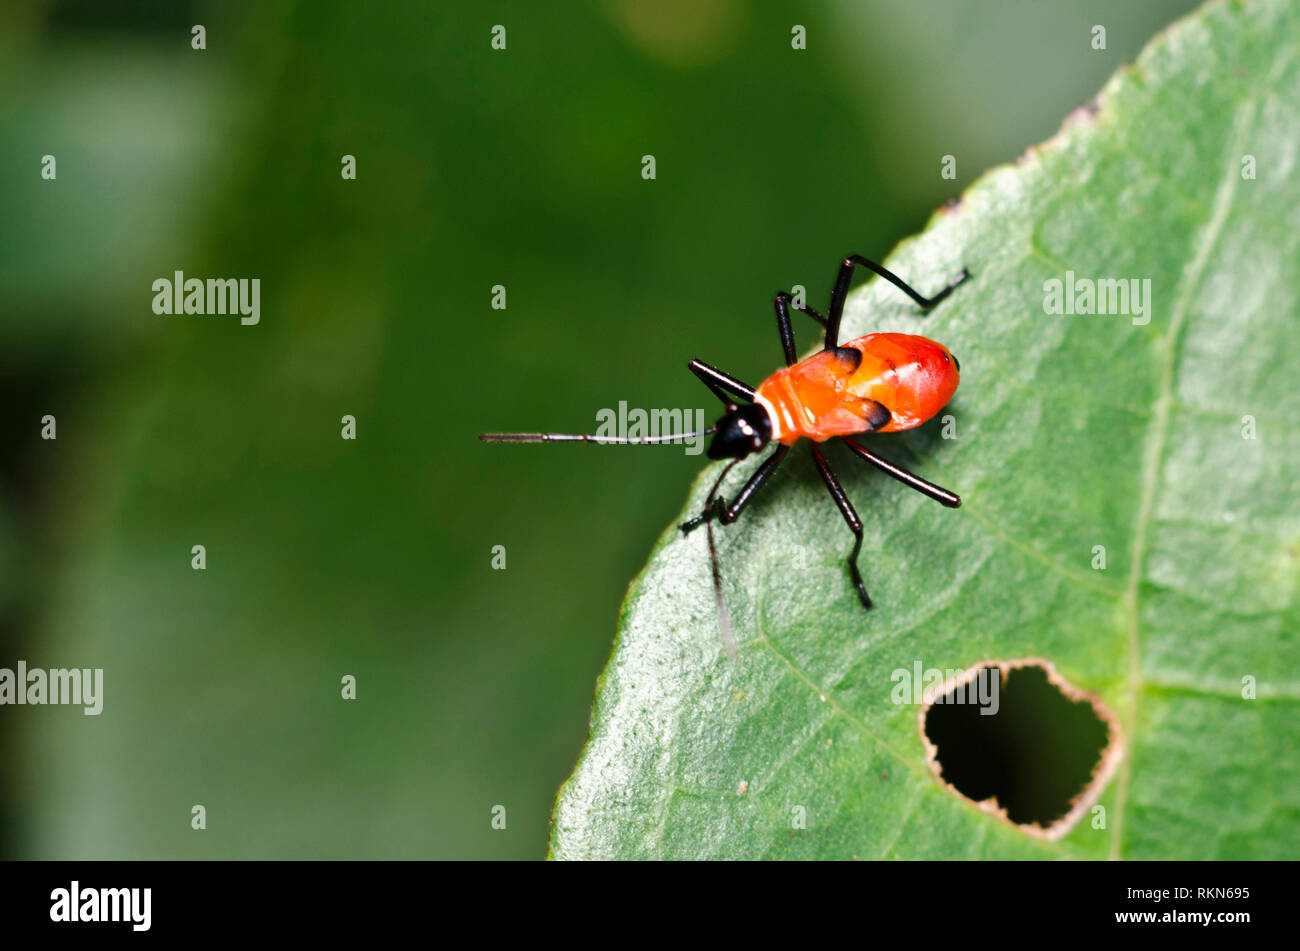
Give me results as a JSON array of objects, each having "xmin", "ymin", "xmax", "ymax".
[{"xmin": 481, "ymin": 254, "xmax": 968, "ymax": 643}]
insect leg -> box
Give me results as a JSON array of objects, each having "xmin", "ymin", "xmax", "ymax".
[
  {"xmin": 841, "ymin": 436, "xmax": 961, "ymax": 508},
  {"xmin": 778, "ymin": 291, "xmax": 834, "ymax": 351},
  {"xmin": 680, "ymin": 445, "xmax": 789, "ymax": 534},
  {"xmin": 772, "ymin": 294, "xmax": 799, "ymax": 366},
  {"xmin": 809, "ymin": 444, "xmax": 871, "ymax": 610},
  {"xmin": 772, "ymin": 296, "xmax": 838, "ymax": 353},
  {"xmin": 794, "ymin": 302, "xmax": 828, "ymax": 329},
  {"xmin": 825, "ymin": 254, "xmax": 970, "ymax": 348},
  {"xmin": 688, "ymin": 358, "xmax": 755, "ymax": 405}
]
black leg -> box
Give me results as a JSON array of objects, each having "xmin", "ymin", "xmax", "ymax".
[
  {"xmin": 680, "ymin": 445, "xmax": 789, "ymax": 533},
  {"xmin": 777, "ymin": 292, "xmax": 830, "ymax": 329},
  {"xmin": 841, "ymin": 436, "xmax": 961, "ymax": 508},
  {"xmin": 825, "ymin": 255, "xmax": 970, "ymax": 349},
  {"xmin": 688, "ymin": 358, "xmax": 755, "ymax": 405},
  {"xmin": 772, "ymin": 294, "xmax": 799, "ymax": 366},
  {"xmin": 778, "ymin": 290, "xmax": 833, "ymax": 353},
  {"xmin": 809, "ymin": 444, "xmax": 870, "ymax": 610},
  {"xmin": 794, "ymin": 301, "xmax": 828, "ymax": 329}
]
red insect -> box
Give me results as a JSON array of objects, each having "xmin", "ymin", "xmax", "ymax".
[{"xmin": 481, "ymin": 254, "xmax": 967, "ymax": 645}]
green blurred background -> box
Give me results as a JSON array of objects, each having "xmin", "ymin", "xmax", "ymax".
[{"xmin": 1, "ymin": 0, "xmax": 1200, "ymax": 859}]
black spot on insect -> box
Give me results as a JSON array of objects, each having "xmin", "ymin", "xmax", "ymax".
[
  {"xmin": 863, "ymin": 400, "xmax": 891, "ymax": 431},
  {"xmin": 832, "ymin": 346, "xmax": 862, "ymax": 372}
]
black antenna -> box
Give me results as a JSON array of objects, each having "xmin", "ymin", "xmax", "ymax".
[{"xmin": 479, "ymin": 428, "xmax": 715, "ymax": 446}]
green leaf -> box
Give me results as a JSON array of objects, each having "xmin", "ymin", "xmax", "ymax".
[{"xmin": 551, "ymin": 0, "xmax": 1300, "ymax": 860}]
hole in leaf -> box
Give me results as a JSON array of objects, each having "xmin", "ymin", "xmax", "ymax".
[{"xmin": 919, "ymin": 659, "xmax": 1122, "ymax": 840}]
